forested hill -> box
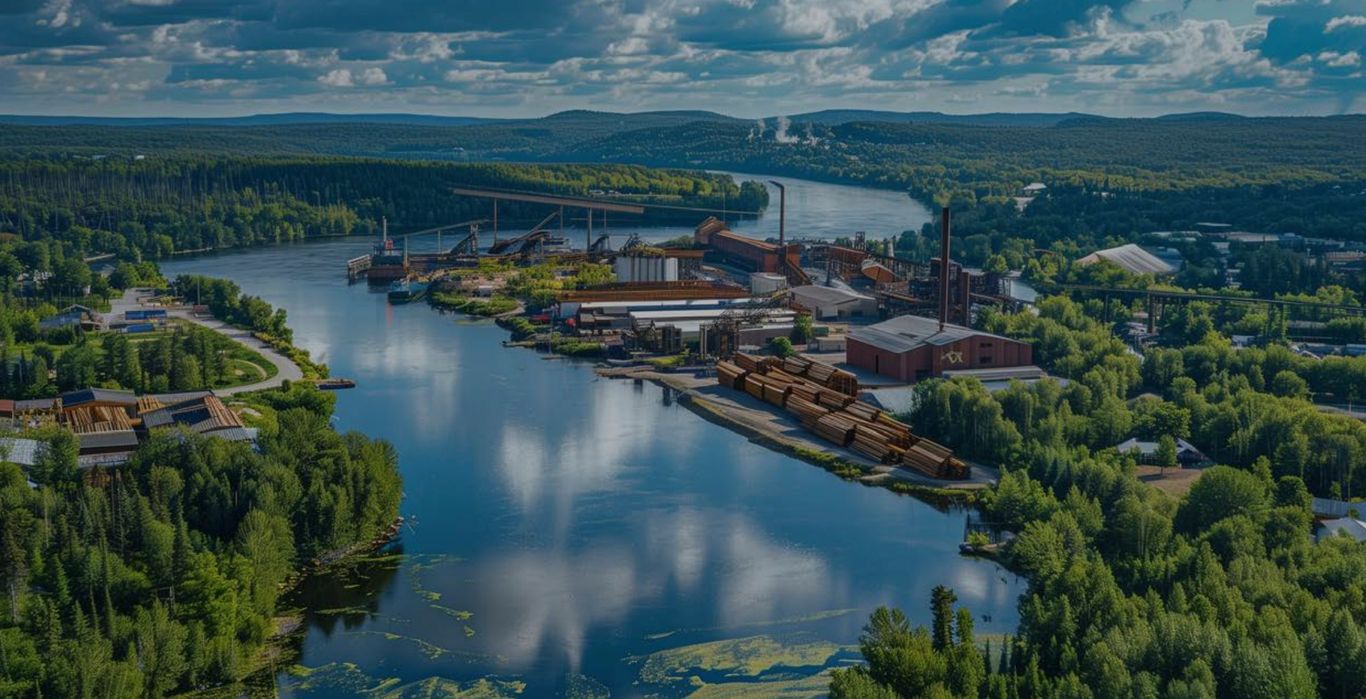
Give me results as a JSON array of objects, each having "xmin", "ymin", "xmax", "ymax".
[
  {"xmin": 0, "ymin": 159, "xmax": 767, "ymax": 259},
  {"xmin": 3, "ymin": 112, "xmax": 1361, "ymax": 197}
]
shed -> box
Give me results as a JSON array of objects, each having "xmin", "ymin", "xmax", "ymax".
[{"xmin": 1115, "ymin": 437, "xmax": 1209, "ymax": 467}]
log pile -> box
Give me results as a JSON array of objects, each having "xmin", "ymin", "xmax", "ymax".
[
  {"xmin": 712, "ymin": 356, "xmax": 969, "ymax": 480},
  {"xmin": 715, "ymin": 360, "xmax": 748, "ymax": 390},
  {"xmin": 772, "ymin": 354, "xmax": 860, "ymax": 396}
]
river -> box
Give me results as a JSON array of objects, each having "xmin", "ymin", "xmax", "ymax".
[{"xmin": 161, "ymin": 173, "xmax": 1020, "ymax": 698}]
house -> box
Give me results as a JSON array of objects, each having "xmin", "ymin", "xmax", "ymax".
[
  {"xmin": 1116, "ymin": 437, "xmax": 1209, "ymax": 467},
  {"xmin": 846, "ymin": 314, "xmax": 1033, "ymax": 382},
  {"xmin": 1021, "ymin": 182, "xmax": 1048, "ymax": 196},
  {"xmin": 1316, "ymin": 517, "xmax": 1366, "ymax": 543},
  {"xmin": 789, "ymin": 285, "xmax": 877, "ymax": 320},
  {"xmin": 1076, "ymin": 244, "xmax": 1178, "ymax": 276}
]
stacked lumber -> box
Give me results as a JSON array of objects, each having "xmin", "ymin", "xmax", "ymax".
[
  {"xmin": 852, "ymin": 430, "xmax": 904, "ymax": 464},
  {"xmin": 715, "ymin": 361, "xmax": 748, "ymax": 390},
  {"xmin": 784, "ymin": 396, "xmax": 828, "ymax": 427},
  {"xmin": 816, "ymin": 390, "xmax": 852, "ymax": 410},
  {"xmin": 876, "ymin": 414, "xmax": 913, "ymax": 444},
  {"xmin": 901, "ymin": 439, "xmax": 969, "ymax": 480},
  {"xmin": 849, "ymin": 417, "xmax": 911, "ymax": 450},
  {"xmin": 712, "ymin": 357, "xmax": 966, "ymax": 481},
  {"xmin": 804, "ymin": 361, "xmax": 859, "ymax": 396},
  {"xmin": 65, "ymin": 405, "xmax": 133, "ymax": 434},
  {"xmin": 733, "ymin": 352, "xmax": 762, "ymax": 372},
  {"xmin": 762, "ymin": 382, "xmax": 790, "ymax": 408},
  {"xmin": 782, "ymin": 356, "xmax": 812, "ymax": 376},
  {"xmin": 734, "ymin": 352, "xmax": 779, "ymax": 373},
  {"xmin": 814, "ymin": 413, "xmax": 856, "ymax": 446},
  {"xmin": 843, "ymin": 400, "xmax": 881, "ymax": 423}
]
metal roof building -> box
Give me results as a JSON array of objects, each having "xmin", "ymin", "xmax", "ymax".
[
  {"xmin": 1076, "ymin": 244, "xmax": 1177, "ymax": 276},
  {"xmin": 847, "ymin": 314, "xmax": 1033, "ymax": 382},
  {"xmin": 789, "ymin": 285, "xmax": 877, "ymax": 320},
  {"xmin": 0, "ymin": 437, "xmax": 45, "ymax": 466}
]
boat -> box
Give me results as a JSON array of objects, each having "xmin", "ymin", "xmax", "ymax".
[
  {"xmin": 314, "ymin": 378, "xmax": 356, "ymax": 390},
  {"xmin": 387, "ymin": 278, "xmax": 430, "ymax": 304}
]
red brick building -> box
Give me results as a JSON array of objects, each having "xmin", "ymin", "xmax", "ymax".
[{"xmin": 847, "ymin": 314, "xmax": 1033, "ymax": 382}]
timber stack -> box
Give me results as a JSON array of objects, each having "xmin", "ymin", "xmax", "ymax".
[{"xmin": 716, "ymin": 353, "xmax": 968, "ymax": 480}]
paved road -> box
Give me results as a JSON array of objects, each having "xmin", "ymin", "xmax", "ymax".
[{"xmin": 109, "ymin": 288, "xmax": 305, "ymax": 395}]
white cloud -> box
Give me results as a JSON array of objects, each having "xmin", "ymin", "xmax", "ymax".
[
  {"xmin": 357, "ymin": 66, "xmax": 388, "ymax": 85},
  {"xmin": 1325, "ymin": 15, "xmax": 1366, "ymax": 33},
  {"xmin": 317, "ymin": 68, "xmax": 354, "ymax": 87}
]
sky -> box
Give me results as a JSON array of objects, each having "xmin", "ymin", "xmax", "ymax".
[{"xmin": 0, "ymin": 0, "xmax": 1362, "ymax": 118}]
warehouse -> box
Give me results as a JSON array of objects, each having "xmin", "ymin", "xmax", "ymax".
[
  {"xmin": 847, "ymin": 314, "xmax": 1032, "ymax": 382},
  {"xmin": 790, "ymin": 285, "xmax": 877, "ymax": 320}
]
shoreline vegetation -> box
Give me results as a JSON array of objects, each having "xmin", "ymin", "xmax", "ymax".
[
  {"xmin": 170, "ymin": 275, "xmax": 328, "ymax": 381},
  {"xmin": 0, "ymin": 275, "xmax": 403, "ymax": 698}
]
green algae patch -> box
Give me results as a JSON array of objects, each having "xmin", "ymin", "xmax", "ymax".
[
  {"xmin": 683, "ymin": 670, "xmax": 834, "ymax": 698},
  {"xmin": 281, "ymin": 664, "xmax": 525, "ymax": 699},
  {"xmin": 564, "ymin": 673, "xmax": 611, "ymax": 699},
  {"xmin": 432, "ymin": 604, "xmax": 474, "ymax": 621},
  {"xmin": 374, "ymin": 677, "xmax": 526, "ymax": 698},
  {"xmin": 636, "ymin": 634, "xmax": 842, "ymax": 684}
]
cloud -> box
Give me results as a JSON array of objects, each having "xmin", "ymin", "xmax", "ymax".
[
  {"xmin": 0, "ymin": 0, "xmax": 1359, "ymax": 116},
  {"xmin": 1326, "ymin": 15, "xmax": 1366, "ymax": 32}
]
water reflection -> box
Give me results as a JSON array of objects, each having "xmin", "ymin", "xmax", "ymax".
[{"xmin": 160, "ymin": 173, "xmax": 1019, "ymax": 697}]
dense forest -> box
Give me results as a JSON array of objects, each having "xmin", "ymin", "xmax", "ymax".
[
  {"xmin": 0, "ymin": 383, "xmax": 402, "ymax": 697},
  {"xmin": 0, "ymin": 158, "xmax": 767, "ymax": 260},
  {"xmin": 831, "ymin": 293, "xmax": 1366, "ymax": 698},
  {"xmin": 4, "ymin": 111, "xmax": 1363, "ymax": 271}
]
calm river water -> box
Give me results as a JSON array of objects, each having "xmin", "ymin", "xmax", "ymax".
[{"xmin": 161, "ymin": 173, "xmax": 1020, "ymax": 698}]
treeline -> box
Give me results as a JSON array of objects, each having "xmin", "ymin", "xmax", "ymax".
[
  {"xmin": 839, "ymin": 295, "xmax": 1366, "ymax": 698},
  {"xmin": 0, "ymin": 157, "xmax": 766, "ymax": 260},
  {"xmin": 0, "ymin": 383, "xmax": 402, "ymax": 697},
  {"xmin": 910, "ymin": 295, "xmax": 1365, "ymax": 500},
  {"xmin": 172, "ymin": 275, "xmax": 291, "ymax": 343},
  {"xmin": 833, "ymin": 460, "xmax": 1366, "ymax": 698},
  {"xmin": 1, "ymin": 324, "xmax": 260, "ymax": 399}
]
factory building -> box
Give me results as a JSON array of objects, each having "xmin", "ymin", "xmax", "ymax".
[
  {"xmin": 847, "ymin": 314, "xmax": 1032, "ymax": 382},
  {"xmin": 693, "ymin": 217, "xmax": 800, "ymax": 275},
  {"xmin": 789, "ymin": 285, "xmax": 877, "ymax": 320}
]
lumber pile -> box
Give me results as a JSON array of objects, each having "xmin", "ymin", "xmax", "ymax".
[
  {"xmin": 902, "ymin": 441, "xmax": 969, "ymax": 480},
  {"xmin": 712, "ymin": 355, "xmax": 968, "ymax": 480},
  {"xmin": 784, "ymin": 395, "xmax": 828, "ymax": 427},
  {"xmin": 774, "ymin": 354, "xmax": 860, "ymax": 396},
  {"xmin": 814, "ymin": 413, "xmax": 856, "ymax": 446},
  {"xmin": 715, "ymin": 361, "xmax": 748, "ymax": 390}
]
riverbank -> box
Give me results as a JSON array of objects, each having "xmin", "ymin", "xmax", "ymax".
[
  {"xmin": 597, "ymin": 365, "xmax": 992, "ymax": 503},
  {"xmin": 111, "ymin": 287, "xmax": 312, "ymax": 394}
]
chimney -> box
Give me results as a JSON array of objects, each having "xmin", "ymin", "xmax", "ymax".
[
  {"xmin": 939, "ymin": 206, "xmax": 950, "ymax": 332},
  {"xmin": 769, "ymin": 180, "xmax": 786, "ymax": 247}
]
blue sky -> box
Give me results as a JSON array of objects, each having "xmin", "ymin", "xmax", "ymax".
[{"xmin": 0, "ymin": 0, "xmax": 1361, "ymax": 117}]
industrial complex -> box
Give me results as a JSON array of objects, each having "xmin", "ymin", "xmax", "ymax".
[{"xmin": 341, "ymin": 185, "xmax": 1051, "ymax": 483}]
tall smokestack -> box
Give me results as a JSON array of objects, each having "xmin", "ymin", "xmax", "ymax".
[
  {"xmin": 939, "ymin": 206, "xmax": 951, "ymax": 332},
  {"xmin": 769, "ymin": 180, "xmax": 786, "ymax": 247}
]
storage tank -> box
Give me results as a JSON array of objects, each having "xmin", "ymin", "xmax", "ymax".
[{"xmin": 614, "ymin": 255, "xmax": 679, "ymax": 283}]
